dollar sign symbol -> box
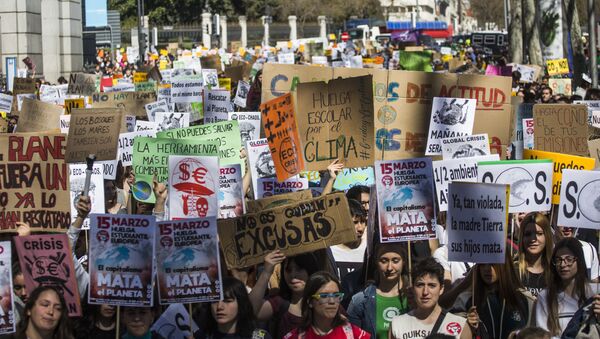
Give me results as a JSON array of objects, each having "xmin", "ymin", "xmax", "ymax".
[
  {"xmin": 35, "ymin": 261, "xmax": 46, "ymax": 275},
  {"xmin": 179, "ymin": 163, "xmax": 190, "ymax": 180}
]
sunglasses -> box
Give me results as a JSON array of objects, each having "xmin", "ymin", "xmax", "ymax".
[{"xmin": 311, "ymin": 292, "xmax": 344, "ymax": 304}]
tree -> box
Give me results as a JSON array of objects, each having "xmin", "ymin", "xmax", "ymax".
[
  {"xmin": 470, "ymin": 0, "xmax": 505, "ymax": 30},
  {"xmin": 523, "ymin": 0, "xmax": 543, "ymax": 65},
  {"xmin": 509, "ymin": 0, "xmax": 523, "ymax": 63}
]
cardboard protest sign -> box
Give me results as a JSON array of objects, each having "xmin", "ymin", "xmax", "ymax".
[
  {"xmin": 432, "ymin": 155, "xmax": 499, "ymax": 212},
  {"xmin": 256, "ymin": 177, "xmax": 309, "ymax": 198},
  {"xmin": 218, "ymin": 192, "xmax": 356, "ymax": 268},
  {"xmin": 557, "ymin": 169, "xmax": 600, "ymax": 230},
  {"xmin": 91, "ymin": 91, "xmax": 157, "ymax": 119},
  {"xmin": 157, "ymin": 120, "xmax": 242, "ymax": 169},
  {"xmin": 64, "ymin": 98, "xmax": 85, "ymax": 115},
  {"xmin": 0, "ymin": 133, "xmax": 71, "ymax": 232},
  {"xmin": 260, "ymin": 93, "xmax": 305, "ymax": 181},
  {"xmin": 523, "ymin": 149, "xmax": 596, "ymax": 204},
  {"xmin": 219, "ymin": 164, "xmax": 245, "ymax": 219},
  {"xmin": 118, "ymin": 130, "xmax": 156, "ymax": 166},
  {"xmin": 549, "ymin": 78, "xmax": 572, "ymax": 95},
  {"xmin": 14, "ymin": 234, "xmax": 81, "ymax": 315},
  {"xmin": 234, "ymin": 80, "xmax": 250, "ymax": 107},
  {"xmin": 588, "ymin": 138, "xmax": 600, "ymax": 168},
  {"xmin": 246, "ymin": 190, "xmax": 313, "ymax": 213},
  {"xmin": 17, "ymin": 98, "xmax": 63, "ymax": 132},
  {"xmin": 375, "ymin": 158, "xmax": 436, "ymax": 242},
  {"xmin": 145, "ymin": 100, "xmax": 169, "ymax": 122},
  {"xmin": 546, "ymin": 58, "xmax": 569, "ymax": 76},
  {"xmin": 168, "ymin": 156, "xmax": 219, "ymax": 219},
  {"xmin": 65, "ymin": 109, "xmax": 123, "ymax": 163},
  {"xmin": 333, "ymin": 167, "xmax": 375, "ymax": 191},
  {"xmin": 68, "ymin": 164, "xmax": 105, "ymax": 229},
  {"xmin": 12, "ymin": 78, "xmax": 36, "ymax": 94},
  {"xmin": 0, "ymin": 93, "xmax": 13, "ymax": 113},
  {"xmin": 156, "ymin": 113, "xmax": 190, "ymax": 132},
  {"xmin": 478, "ymin": 160, "xmax": 553, "ymax": 212},
  {"xmin": 67, "ymin": 73, "xmax": 97, "ymax": 95},
  {"xmin": 447, "ymin": 182, "xmax": 508, "ymax": 263},
  {"xmin": 229, "ymin": 112, "xmax": 261, "ymax": 143},
  {"xmin": 296, "ymin": 76, "xmax": 374, "ymax": 170},
  {"xmin": 533, "ymin": 104, "xmax": 588, "ymax": 157},
  {"xmin": 151, "ymin": 304, "xmax": 200, "ymax": 338},
  {"xmin": 426, "ymin": 97, "xmax": 477, "ymax": 155},
  {"xmin": 278, "ymin": 52, "xmax": 295, "ymax": 64},
  {"xmin": 89, "ymin": 214, "xmax": 155, "ymax": 306},
  {"xmin": 441, "ymin": 134, "xmax": 490, "ymax": 159},
  {"xmin": 0, "ymin": 242, "xmax": 14, "ymax": 334},
  {"xmin": 204, "ymin": 89, "xmax": 232, "ymax": 124},
  {"xmin": 156, "ymin": 218, "xmax": 222, "ymax": 304}
]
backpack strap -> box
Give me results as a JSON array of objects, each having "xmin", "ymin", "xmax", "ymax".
[
  {"xmin": 431, "ymin": 309, "xmax": 448, "ymax": 335},
  {"xmin": 342, "ymin": 324, "xmax": 355, "ymax": 339}
]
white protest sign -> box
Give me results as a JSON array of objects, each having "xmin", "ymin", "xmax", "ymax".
[
  {"xmin": 558, "ymin": 169, "xmax": 600, "ymax": 230},
  {"xmin": 157, "ymin": 86, "xmax": 173, "ymax": 111},
  {"xmin": 0, "ymin": 93, "xmax": 13, "ymax": 113},
  {"xmin": 515, "ymin": 64, "xmax": 536, "ymax": 83},
  {"xmin": 202, "ymin": 69, "xmax": 219, "ymax": 88},
  {"xmin": 135, "ymin": 120, "xmax": 158, "ymax": 133},
  {"xmin": 440, "ymin": 47, "xmax": 452, "ymax": 55},
  {"xmin": 218, "ymin": 164, "xmax": 245, "ymax": 219},
  {"xmin": 171, "ymin": 79, "xmax": 203, "ymax": 103},
  {"xmin": 447, "ymin": 182, "xmax": 508, "ymax": 263},
  {"xmin": 432, "ymin": 154, "xmax": 499, "ymax": 212},
  {"xmin": 99, "ymin": 160, "xmax": 118, "ymax": 180},
  {"xmin": 228, "ymin": 111, "xmax": 261, "ymax": 143},
  {"xmin": 204, "ymin": 90, "xmax": 232, "ymax": 124},
  {"xmin": 234, "ymin": 80, "xmax": 250, "ymax": 108},
  {"xmin": 246, "ymin": 139, "xmax": 275, "ymax": 195},
  {"xmin": 573, "ymin": 100, "xmax": 600, "ymax": 124},
  {"xmin": 256, "ymin": 177, "xmax": 309, "ymax": 198},
  {"xmin": 591, "ymin": 110, "xmax": 600, "ymax": 128},
  {"xmin": 171, "ymin": 68, "xmax": 196, "ymax": 79},
  {"xmin": 39, "ymin": 84, "xmax": 60, "ymax": 103},
  {"xmin": 312, "ymin": 56, "xmax": 328, "ymax": 65},
  {"xmin": 168, "ymin": 155, "xmax": 219, "ymax": 219},
  {"xmin": 441, "ymin": 133, "xmax": 490, "ymax": 159},
  {"xmin": 426, "ymin": 97, "xmax": 477, "ymax": 155},
  {"xmin": 278, "ymin": 52, "xmax": 295, "ymax": 64},
  {"xmin": 119, "ymin": 131, "xmax": 156, "ymax": 166},
  {"xmin": 68, "ymin": 164, "xmax": 105, "ymax": 229},
  {"xmin": 145, "ymin": 100, "xmax": 169, "ymax": 122},
  {"xmin": 155, "ymin": 112, "xmax": 190, "ymax": 132},
  {"xmin": 150, "ymin": 304, "xmax": 200, "ymax": 338},
  {"xmin": 105, "ymin": 82, "xmax": 135, "ymax": 92},
  {"xmin": 523, "ymin": 118, "xmax": 534, "ymax": 149},
  {"xmin": 125, "ymin": 115, "xmax": 136, "ymax": 132},
  {"xmin": 59, "ymin": 115, "xmax": 71, "ymax": 133},
  {"xmin": 349, "ymin": 55, "xmax": 363, "ymax": 68},
  {"xmin": 478, "ymin": 160, "xmax": 553, "ymax": 213}
]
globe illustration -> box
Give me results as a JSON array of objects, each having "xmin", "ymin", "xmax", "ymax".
[
  {"xmin": 96, "ymin": 245, "xmax": 149, "ymax": 268},
  {"xmin": 162, "ymin": 247, "xmax": 216, "ymax": 271},
  {"xmin": 495, "ymin": 167, "xmax": 534, "ymax": 207}
]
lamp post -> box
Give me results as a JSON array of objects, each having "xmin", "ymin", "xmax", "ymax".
[
  {"xmin": 589, "ymin": 0, "xmax": 598, "ymax": 87},
  {"xmin": 136, "ymin": 0, "xmax": 145, "ymax": 64}
]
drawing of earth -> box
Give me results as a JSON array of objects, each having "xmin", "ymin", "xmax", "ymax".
[
  {"xmin": 96, "ymin": 245, "xmax": 149, "ymax": 269},
  {"xmin": 162, "ymin": 247, "xmax": 216, "ymax": 271},
  {"xmin": 577, "ymin": 179, "xmax": 600, "ymax": 222},
  {"xmin": 496, "ymin": 167, "xmax": 534, "ymax": 207}
]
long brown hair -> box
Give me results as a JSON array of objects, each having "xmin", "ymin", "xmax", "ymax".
[
  {"xmin": 15, "ymin": 286, "xmax": 73, "ymax": 339},
  {"xmin": 300, "ymin": 271, "xmax": 347, "ymax": 331},
  {"xmin": 517, "ymin": 212, "xmax": 553, "ymax": 287}
]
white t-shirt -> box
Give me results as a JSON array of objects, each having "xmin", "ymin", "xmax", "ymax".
[
  {"xmin": 390, "ymin": 311, "xmax": 467, "ymax": 339},
  {"xmin": 432, "ymin": 246, "xmax": 473, "ymax": 284},
  {"xmin": 330, "ymin": 237, "xmax": 367, "ymax": 280},
  {"xmin": 578, "ymin": 240, "xmax": 600, "ymax": 280}
]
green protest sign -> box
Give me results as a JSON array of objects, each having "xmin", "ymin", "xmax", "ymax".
[
  {"xmin": 399, "ymin": 51, "xmax": 433, "ymax": 72},
  {"xmin": 134, "ymin": 81, "xmax": 156, "ymax": 92}
]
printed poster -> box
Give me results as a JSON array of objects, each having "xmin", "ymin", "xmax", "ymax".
[
  {"xmin": 68, "ymin": 164, "xmax": 105, "ymax": 229},
  {"xmin": 256, "ymin": 177, "xmax": 309, "ymax": 198},
  {"xmin": 145, "ymin": 100, "xmax": 169, "ymax": 122},
  {"xmin": 234, "ymin": 80, "xmax": 250, "ymax": 107},
  {"xmin": 426, "ymin": 97, "xmax": 477, "ymax": 155},
  {"xmin": 0, "ymin": 93, "xmax": 13, "ymax": 113},
  {"xmin": 202, "ymin": 69, "xmax": 219, "ymax": 88},
  {"xmin": 246, "ymin": 139, "xmax": 275, "ymax": 195},
  {"xmin": 218, "ymin": 164, "xmax": 245, "ymax": 219},
  {"xmin": 155, "ymin": 113, "xmax": 190, "ymax": 132},
  {"xmin": 228, "ymin": 112, "xmax": 261, "ymax": 144},
  {"xmin": 557, "ymin": 169, "xmax": 600, "ymax": 230},
  {"xmin": 375, "ymin": 158, "xmax": 436, "ymax": 242},
  {"xmin": 168, "ymin": 155, "xmax": 219, "ymax": 219},
  {"xmin": 0, "ymin": 241, "xmax": 14, "ymax": 334},
  {"xmin": 89, "ymin": 214, "xmax": 155, "ymax": 306},
  {"xmin": 14, "ymin": 234, "xmax": 81, "ymax": 316},
  {"xmin": 441, "ymin": 134, "xmax": 490, "ymax": 159},
  {"xmin": 156, "ymin": 218, "xmax": 222, "ymax": 304},
  {"xmin": 447, "ymin": 182, "xmax": 508, "ymax": 263},
  {"xmin": 151, "ymin": 304, "xmax": 200, "ymax": 338}
]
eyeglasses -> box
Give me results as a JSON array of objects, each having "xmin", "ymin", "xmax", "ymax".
[
  {"xmin": 552, "ymin": 255, "xmax": 577, "ymax": 266},
  {"xmin": 311, "ymin": 292, "xmax": 344, "ymax": 304}
]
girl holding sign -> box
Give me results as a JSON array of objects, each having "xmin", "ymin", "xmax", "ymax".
[{"xmin": 516, "ymin": 212, "xmax": 554, "ymax": 297}]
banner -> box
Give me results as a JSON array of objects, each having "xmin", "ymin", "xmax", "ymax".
[
  {"xmin": 533, "ymin": 104, "xmax": 588, "ymax": 156},
  {"xmin": 168, "ymin": 155, "xmax": 219, "ymax": 219},
  {"xmin": 296, "ymin": 76, "xmax": 374, "ymax": 170},
  {"xmin": 260, "ymin": 93, "xmax": 305, "ymax": 181},
  {"xmin": 256, "ymin": 177, "xmax": 309, "ymax": 198},
  {"xmin": 89, "ymin": 214, "xmax": 155, "ymax": 306},
  {"xmin": 447, "ymin": 182, "xmax": 508, "ymax": 263},
  {"xmin": 65, "ymin": 109, "xmax": 122, "ymax": 163},
  {"xmin": 523, "ymin": 149, "xmax": 596, "ymax": 204},
  {"xmin": 426, "ymin": 97, "xmax": 477, "ymax": 155},
  {"xmin": 145, "ymin": 100, "xmax": 169, "ymax": 122},
  {"xmin": 204, "ymin": 90, "xmax": 232, "ymax": 124},
  {"xmin": 218, "ymin": 164, "xmax": 245, "ymax": 219},
  {"xmin": 14, "ymin": 234, "xmax": 81, "ymax": 315},
  {"xmin": 375, "ymin": 158, "xmax": 436, "ymax": 242},
  {"xmin": 0, "ymin": 241, "xmax": 14, "ymax": 334},
  {"xmin": 0, "ymin": 133, "xmax": 71, "ymax": 232},
  {"xmin": 546, "ymin": 59, "xmax": 568, "ymax": 75},
  {"xmin": 432, "ymin": 154, "xmax": 499, "ymax": 212},
  {"xmin": 218, "ymin": 192, "xmax": 356, "ymax": 268},
  {"xmin": 332, "ymin": 167, "xmax": 375, "ymax": 191},
  {"xmin": 156, "ymin": 218, "xmax": 222, "ymax": 304},
  {"xmin": 156, "ymin": 113, "xmax": 190, "ymax": 132},
  {"xmin": 441, "ymin": 134, "xmax": 490, "ymax": 159},
  {"xmin": 228, "ymin": 111, "xmax": 261, "ymax": 143},
  {"xmin": 478, "ymin": 160, "xmax": 553, "ymax": 212},
  {"xmin": 557, "ymin": 169, "xmax": 600, "ymax": 230},
  {"xmin": 64, "ymin": 98, "xmax": 85, "ymax": 115},
  {"xmin": 151, "ymin": 304, "xmax": 199, "ymax": 338},
  {"xmin": 67, "ymin": 73, "xmax": 97, "ymax": 96},
  {"xmin": 68, "ymin": 164, "xmax": 105, "ymax": 229},
  {"xmin": 91, "ymin": 91, "xmax": 157, "ymax": 119},
  {"xmin": 18, "ymin": 98, "xmax": 63, "ymax": 132}
]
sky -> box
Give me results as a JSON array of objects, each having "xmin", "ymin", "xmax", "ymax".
[{"xmin": 85, "ymin": 0, "xmax": 108, "ymax": 27}]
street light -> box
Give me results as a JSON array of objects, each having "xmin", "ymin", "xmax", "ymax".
[{"xmin": 137, "ymin": 0, "xmax": 145, "ymax": 64}]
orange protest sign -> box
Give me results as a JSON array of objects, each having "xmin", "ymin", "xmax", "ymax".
[{"xmin": 259, "ymin": 93, "xmax": 305, "ymax": 181}]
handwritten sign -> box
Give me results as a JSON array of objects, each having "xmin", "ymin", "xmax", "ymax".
[
  {"xmin": 533, "ymin": 104, "xmax": 588, "ymax": 156},
  {"xmin": 12, "ymin": 78, "xmax": 36, "ymax": 94},
  {"xmin": 18, "ymin": 98, "xmax": 63, "ymax": 132},
  {"xmin": 260, "ymin": 93, "xmax": 305, "ymax": 181},
  {"xmin": 91, "ymin": 91, "xmax": 157, "ymax": 119},
  {"xmin": 67, "ymin": 73, "xmax": 97, "ymax": 96},
  {"xmin": 549, "ymin": 78, "xmax": 572, "ymax": 95},
  {"xmin": 546, "ymin": 58, "xmax": 569, "ymax": 76},
  {"xmin": 447, "ymin": 182, "xmax": 508, "ymax": 263},
  {"xmin": 64, "ymin": 98, "xmax": 85, "ymax": 115},
  {"xmin": 65, "ymin": 109, "xmax": 122, "ymax": 163}
]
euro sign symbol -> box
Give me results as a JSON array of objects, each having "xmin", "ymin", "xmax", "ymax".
[
  {"xmin": 193, "ymin": 167, "xmax": 207, "ymax": 184},
  {"xmin": 179, "ymin": 163, "xmax": 190, "ymax": 180}
]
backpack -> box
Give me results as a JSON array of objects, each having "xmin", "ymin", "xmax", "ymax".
[{"xmin": 561, "ymin": 298, "xmax": 600, "ymax": 339}]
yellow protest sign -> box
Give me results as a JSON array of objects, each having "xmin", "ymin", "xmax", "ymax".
[
  {"xmin": 134, "ymin": 72, "xmax": 148, "ymax": 83},
  {"xmin": 64, "ymin": 98, "xmax": 85, "ymax": 115},
  {"xmin": 159, "ymin": 60, "xmax": 168, "ymax": 70},
  {"xmin": 160, "ymin": 49, "xmax": 168, "ymax": 56},
  {"xmin": 523, "ymin": 149, "xmax": 595, "ymax": 204},
  {"xmin": 219, "ymin": 78, "xmax": 231, "ymax": 91},
  {"xmin": 546, "ymin": 58, "xmax": 569, "ymax": 76}
]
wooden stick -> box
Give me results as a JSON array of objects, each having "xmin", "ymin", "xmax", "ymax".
[
  {"xmin": 407, "ymin": 240, "xmax": 412, "ymax": 286},
  {"xmin": 84, "ymin": 229, "xmax": 89, "ymax": 254},
  {"xmin": 115, "ymin": 306, "xmax": 120, "ymax": 339},
  {"xmin": 472, "ymin": 266, "xmax": 476, "ymax": 308},
  {"xmin": 188, "ymin": 303, "xmax": 193, "ymax": 334}
]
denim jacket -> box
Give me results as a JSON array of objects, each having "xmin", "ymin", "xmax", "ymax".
[{"xmin": 347, "ymin": 284, "xmax": 377, "ymax": 337}]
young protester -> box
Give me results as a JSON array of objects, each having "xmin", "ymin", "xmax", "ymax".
[
  {"xmin": 283, "ymin": 271, "xmax": 370, "ymax": 339},
  {"xmin": 13, "ymin": 286, "xmax": 73, "ymax": 339},
  {"xmin": 204, "ymin": 277, "xmax": 271, "ymax": 339},
  {"xmin": 121, "ymin": 306, "xmax": 162, "ymax": 339},
  {"xmin": 556, "ymin": 226, "xmax": 599, "ymax": 281},
  {"xmin": 329, "ymin": 200, "xmax": 367, "ymax": 281},
  {"xmin": 516, "ymin": 212, "xmax": 554, "ymax": 297},
  {"xmin": 75, "ymin": 305, "xmax": 117, "ymax": 339},
  {"xmin": 451, "ymin": 256, "xmax": 535, "ymax": 339},
  {"xmin": 345, "ymin": 186, "xmax": 370, "ymax": 214},
  {"xmin": 347, "ymin": 243, "xmax": 409, "ymax": 338},
  {"xmin": 389, "ymin": 257, "xmax": 472, "ymax": 339},
  {"xmin": 321, "ymin": 160, "xmax": 344, "ymax": 196},
  {"xmin": 535, "ymin": 238, "xmax": 600, "ymax": 337}
]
